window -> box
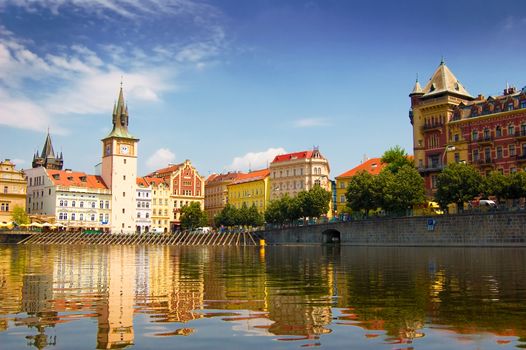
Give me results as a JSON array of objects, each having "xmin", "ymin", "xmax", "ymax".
[
  {"xmin": 99, "ymin": 214, "xmax": 103, "ymax": 222},
  {"xmin": 123, "ymin": 175, "xmax": 126, "ymax": 180},
  {"xmin": 124, "ymin": 159, "xmax": 127, "ymax": 164},
  {"xmin": 485, "ymin": 147, "xmax": 491, "ymax": 162},
  {"xmin": 3, "ymin": 186, "xmax": 7, "ymax": 194},
  {"xmin": 483, "ymin": 128, "xmax": 490, "ymax": 139},
  {"xmin": 521, "ymin": 101, "xmax": 526, "ymax": 109},
  {"xmin": 99, "ymin": 200, "xmax": 103, "ymax": 208},
  {"xmin": 431, "ymin": 175, "xmax": 438, "ymax": 189},
  {"xmin": 145, "ymin": 213, "xmax": 149, "ymax": 218},
  {"xmin": 91, "ymin": 202, "xmax": 96, "ymax": 208},
  {"xmin": 454, "ymin": 152, "xmax": 460, "ymax": 163},
  {"xmin": 137, "ymin": 202, "xmax": 141, "ymax": 208},
  {"xmin": 104, "ymin": 214, "xmax": 109, "ymax": 222},
  {"xmin": 122, "ymin": 208, "xmax": 125, "ymax": 214},
  {"xmin": 79, "ymin": 213, "xmax": 84, "ymax": 221},
  {"xmin": 59, "ymin": 199, "xmax": 64, "ymax": 207},
  {"xmin": 314, "ymin": 179, "xmax": 321, "ymax": 186},
  {"xmin": 80, "ymin": 201, "xmax": 84, "ymax": 208},
  {"xmin": 496, "ymin": 126, "xmax": 502, "ymax": 137},
  {"xmin": 137, "ymin": 212, "xmax": 141, "ymax": 218},
  {"xmin": 63, "ymin": 213, "xmax": 68, "ymax": 220},
  {"xmin": 453, "ymin": 133, "xmax": 459, "ymax": 142},
  {"xmin": 105, "ymin": 201, "xmax": 109, "ymax": 209},
  {"xmin": 510, "ymin": 144, "xmax": 516, "ymax": 157},
  {"xmin": 509, "ymin": 124, "xmax": 515, "ymax": 136},
  {"xmin": 71, "ymin": 213, "xmax": 76, "ymax": 220},
  {"xmin": 72, "ymin": 200, "xmax": 76, "ymax": 207},
  {"xmin": 123, "ymin": 192, "xmax": 125, "ymax": 197},
  {"xmin": 473, "ymin": 149, "xmax": 479, "ymax": 162},
  {"xmin": 497, "ymin": 146, "xmax": 503, "ymax": 159},
  {"xmin": 472, "ymin": 130, "xmax": 478, "ymax": 141},
  {"xmin": 340, "ymin": 195, "xmax": 346, "ymax": 203}
]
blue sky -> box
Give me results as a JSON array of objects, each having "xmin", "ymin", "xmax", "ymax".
[{"xmin": 1, "ymin": 0, "xmax": 526, "ymax": 178}]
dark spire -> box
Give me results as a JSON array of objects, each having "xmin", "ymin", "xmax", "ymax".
[
  {"xmin": 33, "ymin": 131, "xmax": 63, "ymax": 170},
  {"xmin": 40, "ymin": 130, "xmax": 55, "ymax": 159},
  {"xmin": 104, "ymin": 84, "xmax": 135, "ymax": 140}
]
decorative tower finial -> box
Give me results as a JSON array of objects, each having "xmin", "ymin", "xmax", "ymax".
[{"xmin": 440, "ymin": 56, "xmax": 445, "ymax": 65}]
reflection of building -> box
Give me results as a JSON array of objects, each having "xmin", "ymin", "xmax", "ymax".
[
  {"xmin": 32, "ymin": 131, "xmax": 64, "ymax": 170},
  {"xmin": 0, "ymin": 159, "xmax": 27, "ymax": 222},
  {"xmin": 227, "ymin": 169, "xmax": 270, "ymax": 212},
  {"xmin": 147, "ymin": 160, "xmax": 205, "ymax": 231},
  {"xmin": 204, "ymin": 172, "xmax": 242, "ymax": 225},
  {"xmin": 97, "ymin": 246, "xmax": 135, "ymax": 349},
  {"xmin": 269, "ymin": 148, "xmax": 331, "ymax": 200}
]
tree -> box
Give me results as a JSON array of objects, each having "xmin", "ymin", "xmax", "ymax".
[
  {"xmin": 299, "ymin": 185, "xmax": 332, "ymax": 218},
  {"xmin": 247, "ymin": 204, "xmax": 264, "ymax": 226},
  {"xmin": 265, "ymin": 199, "xmax": 286, "ymax": 224},
  {"xmin": 483, "ymin": 171, "xmax": 510, "ymax": 202},
  {"xmin": 381, "ymin": 145, "xmax": 414, "ymax": 173},
  {"xmin": 508, "ymin": 171, "xmax": 526, "ymax": 200},
  {"xmin": 11, "ymin": 206, "xmax": 29, "ymax": 225},
  {"xmin": 346, "ymin": 171, "xmax": 381, "ymax": 216},
  {"xmin": 435, "ymin": 163, "xmax": 482, "ymax": 211},
  {"xmin": 215, "ymin": 204, "xmax": 239, "ymax": 227},
  {"xmin": 180, "ymin": 202, "xmax": 208, "ymax": 230},
  {"xmin": 380, "ymin": 165, "xmax": 425, "ymax": 215}
]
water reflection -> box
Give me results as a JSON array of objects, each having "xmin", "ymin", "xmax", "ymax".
[{"xmin": 0, "ymin": 245, "xmax": 525, "ymax": 349}]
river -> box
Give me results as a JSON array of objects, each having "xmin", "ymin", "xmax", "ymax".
[{"xmin": 0, "ymin": 244, "xmax": 525, "ymax": 349}]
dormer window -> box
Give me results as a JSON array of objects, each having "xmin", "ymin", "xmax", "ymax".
[
  {"xmin": 67, "ymin": 176, "xmax": 73, "ymax": 181},
  {"xmin": 455, "ymin": 82, "xmax": 460, "ymax": 91},
  {"xmin": 80, "ymin": 176, "xmax": 87, "ymax": 182},
  {"xmin": 52, "ymin": 174, "xmax": 60, "ymax": 180},
  {"xmin": 508, "ymin": 102, "xmax": 514, "ymax": 111},
  {"xmin": 429, "ymin": 83, "xmax": 436, "ymax": 92}
]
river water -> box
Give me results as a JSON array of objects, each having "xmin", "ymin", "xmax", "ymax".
[{"xmin": 0, "ymin": 244, "xmax": 525, "ymax": 349}]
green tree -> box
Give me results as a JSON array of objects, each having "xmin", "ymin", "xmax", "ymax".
[
  {"xmin": 265, "ymin": 199, "xmax": 286, "ymax": 224},
  {"xmin": 483, "ymin": 171, "xmax": 510, "ymax": 202},
  {"xmin": 247, "ymin": 204, "xmax": 264, "ymax": 226},
  {"xmin": 11, "ymin": 206, "xmax": 29, "ymax": 225},
  {"xmin": 380, "ymin": 165, "xmax": 425, "ymax": 215},
  {"xmin": 346, "ymin": 171, "xmax": 381, "ymax": 216},
  {"xmin": 299, "ymin": 185, "xmax": 332, "ymax": 218},
  {"xmin": 508, "ymin": 171, "xmax": 526, "ymax": 200},
  {"xmin": 435, "ymin": 163, "xmax": 483, "ymax": 212},
  {"xmin": 180, "ymin": 202, "xmax": 208, "ymax": 230},
  {"xmin": 381, "ymin": 145, "xmax": 414, "ymax": 173},
  {"xmin": 215, "ymin": 204, "xmax": 239, "ymax": 227},
  {"xmin": 238, "ymin": 203, "xmax": 251, "ymax": 226}
]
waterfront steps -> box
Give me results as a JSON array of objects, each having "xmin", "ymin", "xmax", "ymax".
[{"xmin": 18, "ymin": 231, "xmax": 261, "ymax": 246}]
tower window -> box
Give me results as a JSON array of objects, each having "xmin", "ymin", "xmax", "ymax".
[
  {"xmin": 122, "ymin": 208, "xmax": 125, "ymax": 214},
  {"xmin": 124, "ymin": 159, "xmax": 127, "ymax": 164},
  {"xmin": 123, "ymin": 175, "xmax": 126, "ymax": 180},
  {"xmin": 123, "ymin": 192, "xmax": 125, "ymax": 197}
]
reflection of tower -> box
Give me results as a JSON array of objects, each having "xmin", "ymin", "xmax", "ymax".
[{"xmin": 97, "ymin": 246, "xmax": 135, "ymax": 349}]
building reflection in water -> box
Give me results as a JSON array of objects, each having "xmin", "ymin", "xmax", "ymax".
[{"xmin": 1, "ymin": 245, "xmax": 526, "ymax": 349}]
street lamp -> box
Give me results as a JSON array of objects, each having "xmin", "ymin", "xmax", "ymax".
[{"xmin": 442, "ymin": 145, "xmax": 456, "ymax": 168}]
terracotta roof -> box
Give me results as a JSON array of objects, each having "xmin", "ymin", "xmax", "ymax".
[
  {"xmin": 143, "ymin": 176, "xmax": 167, "ymax": 186},
  {"xmin": 272, "ymin": 150, "xmax": 315, "ymax": 163},
  {"xmin": 206, "ymin": 172, "xmax": 243, "ymax": 185},
  {"xmin": 336, "ymin": 158, "xmax": 385, "ymax": 179},
  {"xmin": 148, "ymin": 163, "xmax": 183, "ymax": 177},
  {"xmin": 421, "ymin": 61, "xmax": 472, "ymax": 99},
  {"xmin": 46, "ymin": 169, "xmax": 108, "ymax": 189},
  {"xmin": 230, "ymin": 169, "xmax": 270, "ymax": 185},
  {"xmin": 136, "ymin": 177, "xmax": 149, "ymax": 187}
]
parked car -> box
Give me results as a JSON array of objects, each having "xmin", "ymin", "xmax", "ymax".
[{"xmin": 479, "ymin": 199, "xmax": 497, "ymax": 208}]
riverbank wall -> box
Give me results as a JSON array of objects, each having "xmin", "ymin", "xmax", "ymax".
[{"xmin": 260, "ymin": 211, "xmax": 526, "ymax": 246}]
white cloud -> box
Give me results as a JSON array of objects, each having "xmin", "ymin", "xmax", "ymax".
[
  {"xmin": 293, "ymin": 118, "xmax": 331, "ymax": 128},
  {"xmin": 227, "ymin": 147, "xmax": 286, "ymax": 172},
  {"xmin": 146, "ymin": 148, "xmax": 176, "ymax": 170}
]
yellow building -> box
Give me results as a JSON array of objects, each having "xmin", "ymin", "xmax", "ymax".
[
  {"xmin": 335, "ymin": 158, "xmax": 385, "ymax": 213},
  {"xmin": 227, "ymin": 169, "xmax": 270, "ymax": 212},
  {"xmin": 0, "ymin": 159, "xmax": 27, "ymax": 222},
  {"xmin": 204, "ymin": 172, "xmax": 242, "ymax": 225},
  {"xmin": 147, "ymin": 177, "xmax": 170, "ymax": 233}
]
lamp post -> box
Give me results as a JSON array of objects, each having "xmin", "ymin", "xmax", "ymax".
[{"xmin": 442, "ymin": 145, "xmax": 456, "ymax": 168}]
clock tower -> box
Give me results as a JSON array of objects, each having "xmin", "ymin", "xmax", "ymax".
[{"xmin": 101, "ymin": 86, "xmax": 139, "ymax": 233}]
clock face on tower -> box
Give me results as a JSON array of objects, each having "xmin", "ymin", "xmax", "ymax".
[{"xmin": 120, "ymin": 145, "xmax": 130, "ymax": 155}]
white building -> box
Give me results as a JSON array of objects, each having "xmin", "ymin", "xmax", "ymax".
[
  {"xmin": 25, "ymin": 167, "xmax": 112, "ymax": 230},
  {"xmin": 136, "ymin": 177, "xmax": 152, "ymax": 233}
]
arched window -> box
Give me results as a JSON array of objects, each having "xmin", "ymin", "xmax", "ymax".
[{"xmin": 496, "ymin": 126, "xmax": 502, "ymax": 137}]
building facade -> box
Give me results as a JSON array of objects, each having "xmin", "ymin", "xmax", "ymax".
[
  {"xmin": 0, "ymin": 159, "xmax": 27, "ymax": 222},
  {"xmin": 227, "ymin": 169, "xmax": 270, "ymax": 212},
  {"xmin": 148, "ymin": 160, "xmax": 205, "ymax": 231},
  {"xmin": 269, "ymin": 148, "xmax": 331, "ymax": 200},
  {"xmin": 148, "ymin": 177, "xmax": 170, "ymax": 233},
  {"xmin": 101, "ymin": 87, "xmax": 139, "ymax": 233},
  {"xmin": 136, "ymin": 177, "xmax": 152, "ymax": 233},
  {"xmin": 25, "ymin": 167, "xmax": 111, "ymax": 230},
  {"xmin": 32, "ymin": 131, "xmax": 64, "ymax": 170},
  {"xmin": 204, "ymin": 172, "xmax": 242, "ymax": 225},
  {"xmin": 335, "ymin": 158, "xmax": 385, "ymax": 212},
  {"xmin": 410, "ymin": 60, "xmax": 526, "ymax": 194}
]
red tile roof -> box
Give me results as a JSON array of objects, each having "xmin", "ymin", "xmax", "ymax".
[
  {"xmin": 136, "ymin": 177, "xmax": 149, "ymax": 187},
  {"xmin": 336, "ymin": 158, "xmax": 385, "ymax": 178},
  {"xmin": 272, "ymin": 151, "xmax": 314, "ymax": 163},
  {"xmin": 46, "ymin": 170, "xmax": 108, "ymax": 189},
  {"xmin": 206, "ymin": 172, "xmax": 244, "ymax": 185},
  {"xmin": 143, "ymin": 176, "xmax": 167, "ymax": 186},
  {"xmin": 147, "ymin": 163, "xmax": 183, "ymax": 178},
  {"xmin": 230, "ymin": 169, "xmax": 270, "ymax": 185}
]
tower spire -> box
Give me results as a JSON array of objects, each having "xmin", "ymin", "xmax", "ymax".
[{"xmin": 104, "ymin": 83, "xmax": 135, "ymax": 140}]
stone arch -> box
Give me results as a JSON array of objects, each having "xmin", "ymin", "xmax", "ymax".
[{"xmin": 322, "ymin": 229, "xmax": 341, "ymax": 244}]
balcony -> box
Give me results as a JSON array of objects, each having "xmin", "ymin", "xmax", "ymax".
[
  {"xmin": 476, "ymin": 158, "xmax": 494, "ymax": 168},
  {"xmin": 418, "ymin": 164, "xmax": 444, "ymax": 174},
  {"xmin": 422, "ymin": 122, "xmax": 445, "ymax": 132},
  {"xmin": 515, "ymin": 154, "xmax": 526, "ymax": 163},
  {"xmin": 515, "ymin": 130, "xmax": 526, "ymax": 140},
  {"xmin": 476, "ymin": 135, "xmax": 493, "ymax": 145}
]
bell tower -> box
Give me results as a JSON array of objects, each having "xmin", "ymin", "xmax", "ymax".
[{"xmin": 101, "ymin": 85, "xmax": 139, "ymax": 233}]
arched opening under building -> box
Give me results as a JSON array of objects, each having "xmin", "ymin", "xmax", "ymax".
[{"xmin": 322, "ymin": 229, "xmax": 341, "ymax": 244}]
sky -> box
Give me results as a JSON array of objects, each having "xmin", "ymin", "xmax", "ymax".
[{"xmin": 1, "ymin": 0, "xmax": 526, "ymax": 178}]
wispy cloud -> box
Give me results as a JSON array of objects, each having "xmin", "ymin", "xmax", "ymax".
[
  {"xmin": 227, "ymin": 147, "xmax": 286, "ymax": 172},
  {"xmin": 146, "ymin": 148, "xmax": 176, "ymax": 170},
  {"xmin": 293, "ymin": 118, "xmax": 331, "ymax": 128}
]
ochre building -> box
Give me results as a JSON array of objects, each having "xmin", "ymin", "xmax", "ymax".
[
  {"xmin": 227, "ymin": 169, "xmax": 270, "ymax": 212},
  {"xmin": 0, "ymin": 159, "xmax": 27, "ymax": 222},
  {"xmin": 411, "ymin": 60, "xmax": 526, "ymax": 195},
  {"xmin": 204, "ymin": 172, "xmax": 242, "ymax": 225}
]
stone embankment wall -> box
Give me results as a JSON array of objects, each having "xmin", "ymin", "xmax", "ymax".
[{"xmin": 260, "ymin": 211, "xmax": 526, "ymax": 246}]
